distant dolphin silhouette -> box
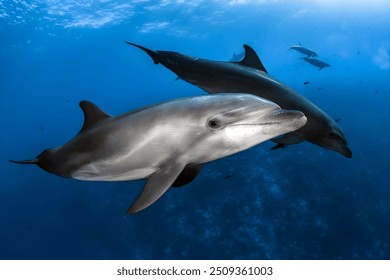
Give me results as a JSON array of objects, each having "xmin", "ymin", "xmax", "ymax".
[
  {"xmin": 302, "ymin": 57, "xmax": 331, "ymax": 70},
  {"xmin": 10, "ymin": 94, "xmax": 306, "ymax": 213},
  {"xmin": 289, "ymin": 44, "xmax": 318, "ymax": 57},
  {"xmin": 229, "ymin": 51, "xmax": 245, "ymax": 62},
  {"xmin": 126, "ymin": 42, "xmax": 352, "ymax": 158}
]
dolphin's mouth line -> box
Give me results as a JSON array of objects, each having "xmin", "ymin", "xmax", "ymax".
[{"xmin": 232, "ymin": 115, "xmax": 306, "ymax": 127}]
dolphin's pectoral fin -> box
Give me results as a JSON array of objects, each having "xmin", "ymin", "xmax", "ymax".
[
  {"xmin": 79, "ymin": 101, "xmax": 111, "ymax": 133},
  {"xmin": 235, "ymin": 44, "xmax": 268, "ymax": 73},
  {"xmin": 197, "ymin": 85, "xmax": 226, "ymax": 94},
  {"xmin": 171, "ymin": 164, "xmax": 202, "ymax": 188},
  {"xmin": 127, "ymin": 162, "xmax": 185, "ymax": 214},
  {"xmin": 270, "ymin": 143, "xmax": 287, "ymax": 150}
]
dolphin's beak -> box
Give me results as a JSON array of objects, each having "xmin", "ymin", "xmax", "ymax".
[
  {"xmin": 324, "ymin": 142, "xmax": 352, "ymax": 158},
  {"xmin": 264, "ymin": 109, "xmax": 306, "ymax": 125},
  {"xmin": 340, "ymin": 146, "xmax": 352, "ymax": 158},
  {"xmin": 261, "ymin": 109, "xmax": 307, "ymax": 135},
  {"xmin": 125, "ymin": 42, "xmax": 160, "ymax": 64}
]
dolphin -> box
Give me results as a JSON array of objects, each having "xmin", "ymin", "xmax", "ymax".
[
  {"xmin": 289, "ymin": 44, "xmax": 318, "ymax": 57},
  {"xmin": 125, "ymin": 42, "xmax": 352, "ymax": 158},
  {"xmin": 229, "ymin": 51, "xmax": 245, "ymax": 62},
  {"xmin": 302, "ymin": 57, "xmax": 331, "ymax": 70},
  {"xmin": 10, "ymin": 94, "xmax": 306, "ymax": 213}
]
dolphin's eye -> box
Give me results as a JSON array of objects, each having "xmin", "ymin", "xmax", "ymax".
[
  {"xmin": 208, "ymin": 119, "xmax": 220, "ymax": 129},
  {"xmin": 329, "ymin": 132, "xmax": 339, "ymax": 139},
  {"xmin": 329, "ymin": 132, "xmax": 347, "ymax": 145}
]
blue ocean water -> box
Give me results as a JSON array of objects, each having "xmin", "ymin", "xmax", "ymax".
[{"xmin": 1, "ymin": 0, "xmax": 389, "ymax": 260}]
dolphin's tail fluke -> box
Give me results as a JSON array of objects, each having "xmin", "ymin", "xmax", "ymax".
[
  {"xmin": 9, "ymin": 159, "xmax": 38, "ymax": 164},
  {"xmin": 125, "ymin": 42, "xmax": 160, "ymax": 64}
]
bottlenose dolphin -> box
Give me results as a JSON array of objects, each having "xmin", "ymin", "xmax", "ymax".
[
  {"xmin": 126, "ymin": 42, "xmax": 352, "ymax": 158},
  {"xmin": 302, "ymin": 57, "xmax": 331, "ymax": 70},
  {"xmin": 289, "ymin": 44, "xmax": 318, "ymax": 57},
  {"xmin": 229, "ymin": 51, "xmax": 245, "ymax": 62},
  {"xmin": 10, "ymin": 94, "xmax": 306, "ymax": 213}
]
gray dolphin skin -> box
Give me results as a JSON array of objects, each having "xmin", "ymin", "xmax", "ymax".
[
  {"xmin": 289, "ymin": 45, "xmax": 318, "ymax": 57},
  {"xmin": 10, "ymin": 94, "xmax": 307, "ymax": 213},
  {"xmin": 302, "ymin": 57, "xmax": 331, "ymax": 70},
  {"xmin": 126, "ymin": 42, "xmax": 352, "ymax": 158}
]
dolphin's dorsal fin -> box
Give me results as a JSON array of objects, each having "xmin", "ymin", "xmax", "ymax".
[
  {"xmin": 236, "ymin": 44, "xmax": 268, "ymax": 73},
  {"xmin": 79, "ymin": 101, "xmax": 111, "ymax": 133}
]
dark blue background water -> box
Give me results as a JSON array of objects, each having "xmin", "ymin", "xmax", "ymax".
[{"xmin": 1, "ymin": 1, "xmax": 389, "ymax": 259}]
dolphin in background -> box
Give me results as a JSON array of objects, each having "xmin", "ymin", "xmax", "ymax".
[
  {"xmin": 229, "ymin": 51, "xmax": 245, "ymax": 62},
  {"xmin": 10, "ymin": 94, "xmax": 306, "ymax": 213},
  {"xmin": 302, "ymin": 57, "xmax": 331, "ymax": 70},
  {"xmin": 289, "ymin": 44, "xmax": 318, "ymax": 57},
  {"xmin": 126, "ymin": 42, "xmax": 352, "ymax": 158}
]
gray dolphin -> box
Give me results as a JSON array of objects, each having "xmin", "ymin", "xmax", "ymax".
[
  {"xmin": 126, "ymin": 42, "xmax": 352, "ymax": 158},
  {"xmin": 289, "ymin": 44, "xmax": 318, "ymax": 57},
  {"xmin": 302, "ymin": 57, "xmax": 331, "ymax": 70},
  {"xmin": 229, "ymin": 51, "xmax": 245, "ymax": 62},
  {"xmin": 10, "ymin": 94, "xmax": 306, "ymax": 213}
]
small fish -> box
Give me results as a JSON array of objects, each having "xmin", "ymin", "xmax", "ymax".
[
  {"xmin": 224, "ymin": 175, "xmax": 233, "ymax": 179},
  {"xmin": 334, "ymin": 118, "xmax": 341, "ymax": 123},
  {"xmin": 374, "ymin": 90, "xmax": 379, "ymax": 95},
  {"xmin": 303, "ymin": 81, "xmax": 310, "ymax": 85}
]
